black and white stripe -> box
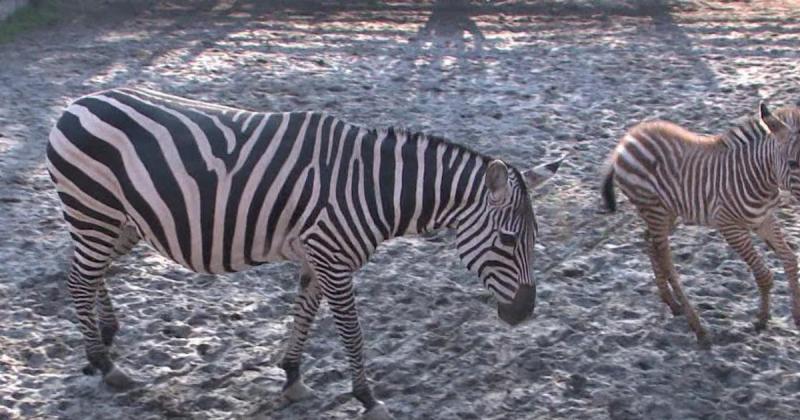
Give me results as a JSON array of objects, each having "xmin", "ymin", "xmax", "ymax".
[
  {"xmin": 602, "ymin": 103, "xmax": 800, "ymax": 347},
  {"xmin": 46, "ymin": 87, "xmax": 562, "ymax": 416}
]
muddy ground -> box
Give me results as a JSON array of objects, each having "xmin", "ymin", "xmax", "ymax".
[{"xmin": 1, "ymin": 1, "xmax": 800, "ymax": 419}]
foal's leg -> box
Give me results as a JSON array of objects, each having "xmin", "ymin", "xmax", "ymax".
[
  {"xmin": 642, "ymin": 215, "xmax": 682, "ymax": 316},
  {"xmin": 720, "ymin": 223, "xmax": 774, "ymax": 331},
  {"xmin": 280, "ymin": 262, "xmax": 323, "ymax": 402},
  {"xmin": 641, "ymin": 208, "xmax": 710, "ymax": 347},
  {"xmin": 755, "ymin": 214, "xmax": 800, "ymax": 329}
]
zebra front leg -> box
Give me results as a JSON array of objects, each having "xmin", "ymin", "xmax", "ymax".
[
  {"xmin": 721, "ymin": 224, "xmax": 773, "ymax": 331},
  {"xmin": 316, "ymin": 269, "xmax": 392, "ymax": 420},
  {"xmin": 280, "ymin": 264, "xmax": 322, "ymax": 403},
  {"xmin": 756, "ymin": 215, "xmax": 800, "ymax": 329}
]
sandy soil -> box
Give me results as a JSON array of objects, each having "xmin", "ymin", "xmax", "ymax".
[{"xmin": 2, "ymin": 1, "xmax": 800, "ymax": 419}]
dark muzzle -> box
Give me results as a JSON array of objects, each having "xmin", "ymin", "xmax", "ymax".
[{"xmin": 497, "ymin": 283, "xmax": 536, "ymax": 326}]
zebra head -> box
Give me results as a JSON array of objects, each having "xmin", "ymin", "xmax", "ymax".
[
  {"xmin": 455, "ymin": 156, "xmax": 564, "ymax": 326},
  {"xmin": 760, "ymin": 103, "xmax": 800, "ymax": 196}
]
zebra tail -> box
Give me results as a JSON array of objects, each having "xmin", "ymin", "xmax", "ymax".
[{"xmin": 601, "ymin": 167, "xmax": 617, "ymax": 213}]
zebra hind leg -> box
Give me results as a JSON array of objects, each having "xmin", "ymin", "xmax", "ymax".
[
  {"xmin": 97, "ymin": 225, "xmax": 140, "ymax": 347},
  {"xmin": 642, "ymin": 211, "xmax": 711, "ymax": 348},
  {"xmin": 68, "ymin": 231, "xmax": 137, "ymax": 390},
  {"xmin": 279, "ymin": 263, "xmax": 322, "ymax": 404},
  {"xmin": 96, "ymin": 280, "xmax": 120, "ymax": 347},
  {"xmin": 643, "ymin": 227, "xmax": 683, "ymax": 316}
]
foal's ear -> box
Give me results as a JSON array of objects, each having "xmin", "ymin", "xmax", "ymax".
[
  {"xmin": 759, "ymin": 101, "xmax": 789, "ymax": 134},
  {"xmin": 486, "ymin": 159, "xmax": 510, "ymax": 200},
  {"xmin": 522, "ymin": 155, "xmax": 565, "ymax": 190}
]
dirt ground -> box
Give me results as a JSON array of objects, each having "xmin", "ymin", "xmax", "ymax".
[{"xmin": 1, "ymin": 1, "xmax": 800, "ymax": 419}]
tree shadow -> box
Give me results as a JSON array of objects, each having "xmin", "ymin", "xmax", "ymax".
[{"xmin": 414, "ymin": 0, "xmax": 486, "ymax": 51}]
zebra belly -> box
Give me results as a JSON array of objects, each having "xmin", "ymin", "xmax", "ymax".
[
  {"xmin": 123, "ymin": 210, "xmax": 300, "ymax": 275},
  {"xmin": 677, "ymin": 214, "xmax": 709, "ymax": 226}
]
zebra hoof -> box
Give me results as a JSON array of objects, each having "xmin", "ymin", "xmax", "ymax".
[
  {"xmin": 100, "ymin": 323, "xmax": 119, "ymax": 347},
  {"xmin": 103, "ymin": 366, "xmax": 138, "ymax": 391},
  {"xmin": 697, "ymin": 334, "xmax": 712, "ymax": 350},
  {"xmin": 361, "ymin": 401, "xmax": 393, "ymax": 420},
  {"xmin": 278, "ymin": 379, "xmax": 315, "ymax": 407},
  {"xmin": 753, "ymin": 319, "xmax": 769, "ymax": 333},
  {"xmin": 82, "ymin": 363, "xmax": 98, "ymax": 376}
]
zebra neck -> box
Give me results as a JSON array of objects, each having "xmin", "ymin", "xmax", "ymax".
[
  {"xmin": 373, "ymin": 128, "xmax": 489, "ymax": 239},
  {"xmin": 720, "ymin": 117, "xmax": 770, "ymax": 149},
  {"xmin": 722, "ymin": 135, "xmax": 780, "ymax": 196}
]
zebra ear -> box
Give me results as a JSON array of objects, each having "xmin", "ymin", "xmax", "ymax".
[
  {"xmin": 759, "ymin": 101, "xmax": 789, "ymax": 134},
  {"xmin": 523, "ymin": 155, "xmax": 565, "ymax": 190},
  {"xmin": 486, "ymin": 159, "xmax": 510, "ymax": 200}
]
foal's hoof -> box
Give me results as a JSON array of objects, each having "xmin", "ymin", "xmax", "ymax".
[
  {"xmin": 697, "ymin": 334, "xmax": 712, "ymax": 350},
  {"xmin": 753, "ymin": 319, "xmax": 769, "ymax": 333},
  {"xmin": 361, "ymin": 401, "xmax": 393, "ymax": 420},
  {"xmin": 669, "ymin": 305, "xmax": 684, "ymax": 317},
  {"xmin": 278, "ymin": 379, "xmax": 315, "ymax": 407},
  {"xmin": 103, "ymin": 366, "xmax": 138, "ymax": 391}
]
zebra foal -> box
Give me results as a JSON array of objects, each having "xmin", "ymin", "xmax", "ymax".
[
  {"xmin": 602, "ymin": 103, "xmax": 800, "ymax": 347},
  {"xmin": 46, "ymin": 87, "xmax": 563, "ymax": 419}
]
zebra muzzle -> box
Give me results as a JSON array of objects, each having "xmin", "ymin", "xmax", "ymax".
[{"xmin": 497, "ymin": 283, "xmax": 536, "ymax": 326}]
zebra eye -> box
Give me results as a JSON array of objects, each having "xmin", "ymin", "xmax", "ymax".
[
  {"xmin": 789, "ymin": 160, "xmax": 799, "ymax": 169},
  {"xmin": 498, "ymin": 230, "xmax": 517, "ymax": 247}
]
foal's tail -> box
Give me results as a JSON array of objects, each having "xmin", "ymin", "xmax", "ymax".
[{"xmin": 601, "ymin": 165, "xmax": 617, "ymax": 213}]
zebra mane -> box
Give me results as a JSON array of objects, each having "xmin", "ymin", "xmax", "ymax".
[
  {"xmin": 718, "ymin": 113, "xmax": 770, "ymax": 148},
  {"xmin": 774, "ymin": 106, "xmax": 800, "ymax": 130},
  {"xmin": 720, "ymin": 106, "xmax": 800, "ymax": 148},
  {"xmin": 387, "ymin": 126, "xmax": 537, "ymax": 196},
  {"xmin": 366, "ymin": 126, "xmax": 537, "ymax": 194},
  {"xmin": 374, "ymin": 126, "xmax": 494, "ymax": 165}
]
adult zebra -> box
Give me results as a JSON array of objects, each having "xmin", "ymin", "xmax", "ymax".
[
  {"xmin": 602, "ymin": 103, "xmax": 800, "ymax": 348},
  {"xmin": 46, "ymin": 87, "xmax": 563, "ymax": 419}
]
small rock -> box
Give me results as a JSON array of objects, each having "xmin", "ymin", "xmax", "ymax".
[
  {"xmin": 146, "ymin": 348, "xmax": 172, "ymax": 365},
  {"xmin": 45, "ymin": 343, "xmax": 69, "ymax": 359},
  {"xmin": 561, "ymin": 266, "xmax": 584, "ymax": 278},
  {"xmin": 162, "ymin": 323, "xmax": 192, "ymax": 338},
  {"xmin": 27, "ymin": 351, "xmax": 46, "ymax": 368},
  {"xmin": 196, "ymin": 343, "xmax": 210, "ymax": 356},
  {"xmin": 187, "ymin": 311, "xmax": 212, "ymax": 326},
  {"xmin": 564, "ymin": 373, "xmax": 588, "ymax": 396},
  {"xmin": 196, "ymin": 395, "xmax": 232, "ymax": 411}
]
